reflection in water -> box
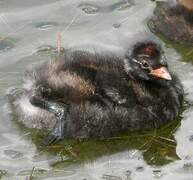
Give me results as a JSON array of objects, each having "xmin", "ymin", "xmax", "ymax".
[{"xmin": 0, "ymin": 0, "xmax": 193, "ymax": 179}]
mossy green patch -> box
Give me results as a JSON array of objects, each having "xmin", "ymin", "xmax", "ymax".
[
  {"xmin": 157, "ymin": 33, "xmax": 193, "ymax": 62},
  {"xmin": 0, "ymin": 170, "xmax": 8, "ymax": 179},
  {"xmin": 26, "ymin": 115, "xmax": 182, "ymax": 167}
]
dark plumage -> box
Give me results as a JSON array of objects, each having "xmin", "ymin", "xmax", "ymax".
[{"xmin": 7, "ymin": 41, "xmax": 184, "ymax": 145}]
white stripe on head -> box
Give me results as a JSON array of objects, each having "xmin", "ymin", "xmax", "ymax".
[{"xmin": 123, "ymin": 58, "xmax": 132, "ymax": 73}]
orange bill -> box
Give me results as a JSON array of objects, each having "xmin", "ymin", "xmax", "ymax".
[{"xmin": 149, "ymin": 67, "xmax": 172, "ymax": 80}]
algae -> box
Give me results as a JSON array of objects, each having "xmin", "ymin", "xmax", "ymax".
[
  {"xmin": 26, "ymin": 115, "xmax": 181, "ymax": 167},
  {"xmin": 157, "ymin": 33, "xmax": 193, "ymax": 63}
]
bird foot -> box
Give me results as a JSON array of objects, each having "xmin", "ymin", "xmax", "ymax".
[{"xmin": 43, "ymin": 107, "xmax": 67, "ymax": 146}]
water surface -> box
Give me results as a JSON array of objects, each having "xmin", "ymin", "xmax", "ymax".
[{"xmin": 0, "ymin": 0, "xmax": 193, "ymax": 179}]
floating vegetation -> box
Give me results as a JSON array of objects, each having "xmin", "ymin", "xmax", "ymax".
[
  {"xmin": 157, "ymin": 33, "xmax": 193, "ymax": 63},
  {"xmin": 18, "ymin": 167, "xmax": 48, "ymax": 177},
  {"xmin": 51, "ymin": 158, "xmax": 78, "ymax": 169},
  {"xmin": 0, "ymin": 170, "xmax": 7, "ymax": 179},
  {"xmin": 23, "ymin": 116, "xmax": 182, "ymax": 168}
]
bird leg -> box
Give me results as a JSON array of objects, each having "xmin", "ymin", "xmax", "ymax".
[{"xmin": 30, "ymin": 96, "xmax": 69, "ymax": 145}]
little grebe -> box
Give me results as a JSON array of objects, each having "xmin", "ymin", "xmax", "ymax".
[{"xmin": 8, "ymin": 41, "xmax": 184, "ymax": 145}]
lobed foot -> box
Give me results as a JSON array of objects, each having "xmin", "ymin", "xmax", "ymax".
[
  {"xmin": 30, "ymin": 94, "xmax": 69, "ymax": 146},
  {"xmin": 43, "ymin": 107, "xmax": 67, "ymax": 146}
]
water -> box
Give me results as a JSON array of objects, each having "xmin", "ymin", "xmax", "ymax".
[{"xmin": 0, "ymin": 0, "xmax": 193, "ymax": 179}]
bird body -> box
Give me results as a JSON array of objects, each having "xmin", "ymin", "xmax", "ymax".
[{"xmin": 8, "ymin": 42, "xmax": 184, "ymax": 144}]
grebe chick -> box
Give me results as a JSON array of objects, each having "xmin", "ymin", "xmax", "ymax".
[{"xmin": 8, "ymin": 41, "xmax": 184, "ymax": 145}]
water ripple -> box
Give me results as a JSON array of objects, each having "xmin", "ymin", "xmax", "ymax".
[
  {"xmin": 4, "ymin": 149, "xmax": 23, "ymax": 159},
  {"xmin": 109, "ymin": 0, "xmax": 134, "ymax": 11},
  {"xmin": 0, "ymin": 38, "xmax": 14, "ymax": 53},
  {"xmin": 78, "ymin": 3, "xmax": 99, "ymax": 14},
  {"xmin": 78, "ymin": 0, "xmax": 134, "ymax": 14},
  {"xmin": 34, "ymin": 22, "xmax": 59, "ymax": 30}
]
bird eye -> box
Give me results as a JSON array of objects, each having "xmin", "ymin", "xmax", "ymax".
[{"xmin": 141, "ymin": 60, "xmax": 150, "ymax": 69}]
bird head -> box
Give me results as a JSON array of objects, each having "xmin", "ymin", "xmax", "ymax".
[{"xmin": 124, "ymin": 42, "xmax": 172, "ymax": 82}]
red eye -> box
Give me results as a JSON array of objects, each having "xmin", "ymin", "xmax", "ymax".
[{"xmin": 143, "ymin": 46, "xmax": 157, "ymax": 56}]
